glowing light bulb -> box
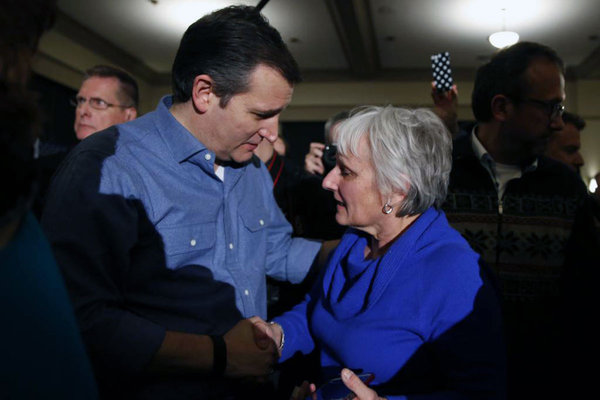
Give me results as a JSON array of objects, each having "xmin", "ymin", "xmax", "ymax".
[
  {"xmin": 488, "ymin": 31, "xmax": 520, "ymax": 48},
  {"xmin": 588, "ymin": 177, "xmax": 598, "ymax": 193}
]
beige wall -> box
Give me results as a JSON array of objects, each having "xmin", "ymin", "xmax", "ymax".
[
  {"xmin": 283, "ymin": 81, "xmax": 474, "ymax": 121},
  {"xmin": 33, "ymin": 29, "xmax": 600, "ymax": 187},
  {"xmin": 33, "ymin": 30, "xmax": 160, "ymax": 114}
]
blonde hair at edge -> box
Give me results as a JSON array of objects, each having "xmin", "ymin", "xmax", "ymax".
[{"xmin": 334, "ymin": 105, "xmax": 453, "ymax": 217}]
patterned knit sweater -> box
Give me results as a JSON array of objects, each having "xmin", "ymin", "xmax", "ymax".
[{"xmin": 442, "ymin": 132, "xmax": 597, "ymax": 397}]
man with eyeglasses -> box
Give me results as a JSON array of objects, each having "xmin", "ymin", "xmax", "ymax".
[
  {"xmin": 72, "ymin": 65, "xmax": 138, "ymax": 140},
  {"xmin": 32, "ymin": 65, "xmax": 139, "ymax": 218},
  {"xmin": 442, "ymin": 42, "xmax": 596, "ymax": 400}
]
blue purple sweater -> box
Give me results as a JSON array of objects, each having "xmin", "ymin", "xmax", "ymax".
[{"xmin": 276, "ymin": 207, "xmax": 506, "ymax": 399}]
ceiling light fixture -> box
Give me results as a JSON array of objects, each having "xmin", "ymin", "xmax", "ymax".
[
  {"xmin": 589, "ymin": 176, "xmax": 598, "ymax": 193},
  {"xmin": 488, "ymin": 8, "xmax": 519, "ymax": 49},
  {"xmin": 489, "ymin": 31, "xmax": 519, "ymax": 48}
]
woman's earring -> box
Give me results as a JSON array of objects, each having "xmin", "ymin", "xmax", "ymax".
[{"xmin": 382, "ymin": 203, "xmax": 393, "ymax": 214}]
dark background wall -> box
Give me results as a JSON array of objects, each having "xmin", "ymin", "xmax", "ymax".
[
  {"xmin": 30, "ymin": 73, "xmax": 77, "ymax": 149},
  {"xmin": 281, "ymin": 121, "xmax": 324, "ymax": 168}
]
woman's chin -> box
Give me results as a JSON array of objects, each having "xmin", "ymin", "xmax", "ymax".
[{"xmin": 334, "ymin": 213, "xmax": 349, "ymax": 227}]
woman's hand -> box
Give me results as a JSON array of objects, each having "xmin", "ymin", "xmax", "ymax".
[
  {"xmin": 248, "ymin": 316, "xmax": 283, "ymax": 356},
  {"xmin": 341, "ymin": 368, "xmax": 386, "ymax": 400}
]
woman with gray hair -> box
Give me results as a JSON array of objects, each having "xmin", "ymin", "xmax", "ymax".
[{"xmin": 256, "ymin": 106, "xmax": 505, "ymax": 399}]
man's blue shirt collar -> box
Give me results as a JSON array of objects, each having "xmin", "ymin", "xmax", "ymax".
[{"xmin": 155, "ymin": 95, "xmax": 214, "ymax": 164}]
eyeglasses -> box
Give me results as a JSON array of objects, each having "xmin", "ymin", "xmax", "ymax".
[
  {"xmin": 519, "ymin": 98, "xmax": 565, "ymax": 120},
  {"xmin": 70, "ymin": 96, "xmax": 133, "ymax": 110}
]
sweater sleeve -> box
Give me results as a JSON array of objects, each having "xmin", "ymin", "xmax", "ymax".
[
  {"xmin": 273, "ymin": 274, "xmax": 324, "ymax": 362},
  {"xmin": 418, "ymin": 244, "xmax": 506, "ymax": 400},
  {"xmin": 41, "ymin": 146, "xmax": 166, "ymax": 375}
]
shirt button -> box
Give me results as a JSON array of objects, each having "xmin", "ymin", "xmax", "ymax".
[
  {"xmin": 204, "ymin": 153, "xmax": 211, "ymax": 161},
  {"xmin": 259, "ymin": 219, "xmax": 264, "ymax": 226},
  {"xmin": 229, "ymin": 243, "xmax": 234, "ymax": 250},
  {"xmin": 190, "ymin": 239, "xmax": 196, "ymax": 246},
  {"xmin": 244, "ymin": 289, "xmax": 249, "ymax": 296}
]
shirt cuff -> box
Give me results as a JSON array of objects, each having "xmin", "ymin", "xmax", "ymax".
[{"xmin": 286, "ymin": 238, "xmax": 322, "ymax": 283}]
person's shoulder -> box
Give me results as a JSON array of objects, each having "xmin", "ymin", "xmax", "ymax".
[
  {"xmin": 449, "ymin": 133, "xmax": 483, "ymax": 181},
  {"xmin": 68, "ymin": 126, "xmax": 133, "ymax": 170},
  {"xmin": 113, "ymin": 112, "xmax": 158, "ymax": 147},
  {"xmin": 50, "ymin": 128, "xmax": 119, "ymax": 184},
  {"xmin": 71, "ymin": 126, "xmax": 120, "ymax": 157},
  {"xmin": 409, "ymin": 238, "xmax": 485, "ymax": 326},
  {"xmin": 451, "ymin": 130, "xmax": 474, "ymax": 159},
  {"xmin": 415, "ymin": 211, "xmax": 481, "ymax": 282},
  {"xmin": 533, "ymin": 156, "xmax": 588, "ymax": 195},
  {"xmin": 537, "ymin": 155, "xmax": 581, "ymax": 178},
  {"xmin": 58, "ymin": 126, "xmax": 145, "ymax": 190},
  {"xmin": 419, "ymin": 235, "xmax": 479, "ymax": 277}
]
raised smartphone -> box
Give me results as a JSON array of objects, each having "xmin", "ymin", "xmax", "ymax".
[{"xmin": 431, "ymin": 51, "xmax": 453, "ymax": 93}]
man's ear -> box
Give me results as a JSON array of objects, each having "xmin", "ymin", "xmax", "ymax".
[
  {"xmin": 125, "ymin": 108, "xmax": 137, "ymax": 122},
  {"xmin": 191, "ymin": 74, "xmax": 215, "ymax": 113},
  {"xmin": 490, "ymin": 94, "xmax": 512, "ymax": 122}
]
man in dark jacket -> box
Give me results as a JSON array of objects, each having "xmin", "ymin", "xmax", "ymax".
[{"xmin": 442, "ymin": 42, "xmax": 596, "ymax": 400}]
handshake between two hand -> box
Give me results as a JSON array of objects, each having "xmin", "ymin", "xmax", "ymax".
[
  {"xmin": 221, "ymin": 317, "xmax": 281, "ymax": 378},
  {"xmin": 227, "ymin": 317, "xmax": 383, "ymax": 400}
]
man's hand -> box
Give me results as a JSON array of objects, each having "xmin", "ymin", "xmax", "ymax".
[
  {"xmin": 224, "ymin": 319, "xmax": 277, "ymax": 378},
  {"xmin": 304, "ymin": 142, "xmax": 326, "ymax": 175},
  {"xmin": 249, "ymin": 316, "xmax": 282, "ymax": 356},
  {"xmin": 341, "ymin": 368, "xmax": 385, "ymax": 400},
  {"xmin": 431, "ymin": 82, "xmax": 459, "ymax": 137}
]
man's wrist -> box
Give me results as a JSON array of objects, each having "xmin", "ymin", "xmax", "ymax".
[{"xmin": 209, "ymin": 335, "xmax": 227, "ymax": 376}]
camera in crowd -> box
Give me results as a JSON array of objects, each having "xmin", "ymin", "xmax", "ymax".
[{"xmin": 322, "ymin": 144, "xmax": 337, "ymax": 174}]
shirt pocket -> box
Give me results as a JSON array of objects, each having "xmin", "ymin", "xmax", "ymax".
[
  {"xmin": 239, "ymin": 206, "xmax": 270, "ymax": 233},
  {"xmin": 159, "ymin": 222, "xmax": 216, "ymax": 270}
]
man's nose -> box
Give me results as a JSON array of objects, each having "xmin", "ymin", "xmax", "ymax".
[
  {"xmin": 259, "ymin": 117, "xmax": 279, "ymax": 143},
  {"xmin": 78, "ymin": 99, "xmax": 92, "ymax": 116}
]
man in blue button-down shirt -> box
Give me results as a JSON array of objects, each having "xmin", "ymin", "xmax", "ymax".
[{"xmin": 42, "ymin": 6, "xmax": 321, "ymax": 399}]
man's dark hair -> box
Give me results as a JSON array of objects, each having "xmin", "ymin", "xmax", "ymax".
[
  {"xmin": 472, "ymin": 42, "xmax": 565, "ymax": 122},
  {"xmin": 84, "ymin": 65, "xmax": 139, "ymax": 109},
  {"xmin": 171, "ymin": 5, "xmax": 301, "ymax": 107},
  {"xmin": 561, "ymin": 111, "xmax": 586, "ymax": 131}
]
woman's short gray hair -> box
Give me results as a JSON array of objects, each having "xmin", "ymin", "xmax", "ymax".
[{"xmin": 336, "ymin": 105, "xmax": 452, "ymax": 216}]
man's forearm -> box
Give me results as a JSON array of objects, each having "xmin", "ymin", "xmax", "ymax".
[
  {"xmin": 147, "ymin": 330, "xmax": 213, "ymax": 374},
  {"xmin": 146, "ymin": 319, "xmax": 277, "ymax": 378}
]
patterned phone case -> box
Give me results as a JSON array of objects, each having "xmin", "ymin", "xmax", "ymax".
[{"xmin": 431, "ymin": 52, "xmax": 453, "ymax": 92}]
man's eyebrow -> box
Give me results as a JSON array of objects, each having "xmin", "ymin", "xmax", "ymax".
[{"xmin": 251, "ymin": 108, "xmax": 284, "ymax": 119}]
